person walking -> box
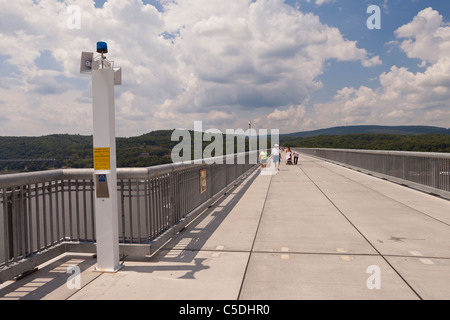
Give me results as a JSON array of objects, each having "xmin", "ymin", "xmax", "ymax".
[
  {"xmin": 272, "ymin": 144, "xmax": 281, "ymax": 171},
  {"xmin": 259, "ymin": 149, "xmax": 268, "ymax": 169}
]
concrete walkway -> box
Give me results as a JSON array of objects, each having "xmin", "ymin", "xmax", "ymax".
[{"xmin": 1, "ymin": 154, "xmax": 450, "ymax": 300}]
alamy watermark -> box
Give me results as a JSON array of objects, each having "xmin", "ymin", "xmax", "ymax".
[
  {"xmin": 67, "ymin": 5, "xmax": 81, "ymax": 30},
  {"xmin": 171, "ymin": 121, "xmax": 279, "ymax": 165},
  {"xmin": 366, "ymin": 265, "xmax": 381, "ymax": 290},
  {"xmin": 67, "ymin": 4, "xmax": 381, "ymax": 31},
  {"xmin": 367, "ymin": 5, "xmax": 381, "ymax": 30},
  {"xmin": 66, "ymin": 266, "xmax": 81, "ymax": 290}
]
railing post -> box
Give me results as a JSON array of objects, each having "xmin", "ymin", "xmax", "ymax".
[
  {"xmin": 6, "ymin": 190, "xmax": 13, "ymax": 261},
  {"xmin": 170, "ymin": 167, "xmax": 175, "ymax": 228},
  {"xmin": 432, "ymin": 158, "xmax": 440, "ymax": 189},
  {"xmin": 402, "ymin": 155, "xmax": 407, "ymax": 181}
]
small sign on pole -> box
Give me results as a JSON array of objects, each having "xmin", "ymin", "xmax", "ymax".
[
  {"xmin": 94, "ymin": 147, "xmax": 111, "ymax": 171},
  {"xmin": 200, "ymin": 169, "xmax": 207, "ymax": 194}
]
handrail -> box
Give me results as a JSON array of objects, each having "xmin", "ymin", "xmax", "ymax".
[
  {"xmin": 0, "ymin": 151, "xmax": 260, "ymax": 282},
  {"xmin": 297, "ymin": 148, "xmax": 450, "ymax": 159},
  {"xmin": 0, "ymin": 151, "xmax": 260, "ymax": 188},
  {"xmin": 295, "ymin": 148, "xmax": 450, "ymax": 200}
]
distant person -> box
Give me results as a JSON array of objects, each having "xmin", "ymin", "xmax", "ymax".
[
  {"xmin": 272, "ymin": 144, "xmax": 281, "ymax": 171},
  {"xmin": 293, "ymin": 150, "xmax": 299, "ymax": 165},
  {"xmin": 285, "ymin": 147, "xmax": 292, "ymax": 164},
  {"xmin": 259, "ymin": 149, "xmax": 268, "ymax": 169}
]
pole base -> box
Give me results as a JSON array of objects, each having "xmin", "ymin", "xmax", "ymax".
[{"xmin": 93, "ymin": 263, "xmax": 124, "ymax": 273}]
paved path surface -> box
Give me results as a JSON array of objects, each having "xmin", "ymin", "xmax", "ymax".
[{"xmin": 1, "ymin": 154, "xmax": 450, "ymax": 300}]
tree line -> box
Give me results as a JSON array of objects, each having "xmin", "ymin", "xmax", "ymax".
[
  {"xmin": 280, "ymin": 133, "xmax": 450, "ymax": 153},
  {"xmin": 0, "ymin": 132, "xmax": 448, "ymax": 173}
]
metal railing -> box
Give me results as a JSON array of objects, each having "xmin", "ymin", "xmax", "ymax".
[
  {"xmin": 0, "ymin": 152, "xmax": 258, "ymax": 281},
  {"xmin": 295, "ymin": 148, "xmax": 450, "ymax": 199}
]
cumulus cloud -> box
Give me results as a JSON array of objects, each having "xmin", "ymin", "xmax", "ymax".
[
  {"xmin": 313, "ymin": 7, "xmax": 450, "ymax": 129},
  {"xmin": 0, "ymin": 0, "xmax": 381, "ymax": 136},
  {"xmin": 160, "ymin": 0, "xmax": 381, "ymax": 131},
  {"xmin": 395, "ymin": 7, "xmax": 450, "ymax": 65}
]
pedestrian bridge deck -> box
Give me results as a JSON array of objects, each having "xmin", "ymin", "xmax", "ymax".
[{"xmin": 1, "ymin": 154, "xmax": 449, "ymax": 300}]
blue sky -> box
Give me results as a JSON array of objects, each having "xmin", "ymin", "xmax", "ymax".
[
  {"xmin": 0, "ymin": 0, "xmax": 449, "ymax": 136},
  {"xmin": 303, "ymin": 0, "xmax": 450, "ymax": 100}
]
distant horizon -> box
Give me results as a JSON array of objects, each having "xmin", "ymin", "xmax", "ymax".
[{"xmin": 0, "ymin": 123, "xmax": 448, "ymax": 139}]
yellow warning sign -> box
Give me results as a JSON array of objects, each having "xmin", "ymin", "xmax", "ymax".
[
  {"xmin": 200, "ymin": 169, "xmax": 207, "ymax": 194},
  {"xmin": 94, "ymin": 148, "xmax": 110, "ymax": 170}
]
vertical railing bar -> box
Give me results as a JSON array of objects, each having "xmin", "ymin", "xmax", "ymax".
[
  {"xmin": 173, "ymin": 172, "xmax": 178, "ymax": 222},
  {"xmin": 11, "ymin": 187, "xmax": 18, "ymax": 262},
  {"xmin": 186, "ymin": 171, "xmax": 190, "ymax": 214},
  {"xmin": 165, "ymin": 174, "xmax": 169, "ymax": 229},
  {"xmin": 90, "ymin": 179, "xmax": 95, "ymax": 241},
  {"xmin": 136, "ymin": 179, "xmax": 142, "ymax": 243},
  {"xmin": 68, "ymin": 180, "xmax": 73, "ymax": 240},
  {"xmin": 165, "ymin": 174, "xmax": 170, "ymax": 228},
  {"xmin": 120, "ymin": 179, "xmax": 126, "ymax": 243},
  {"xmin": 179, "ymin": 172, "xmax": 184, "ymax": 219},
  {"xmin": 154, "ymin": 177, "xmax": 159, "ymax": 236},
  {"xmin": 151, "ymin": 177, "xmax": 157, "ymax": 240},
  {"xmin": 155, "ymin": 176, "xmax": 160, "ymax": 235},
  {"xmin": 190, "ymin": 169, "xmax": 195, "ymax": 211},
  {"xmin": 55, "ymin": 180, "xmax": 60, "ymax": 244},
  {"xmin": 144, "ymin": 179, "xmax": 150, "ymax": 242},
  {"xmin": 75, "ymin": 180, "xmax": 80, "ymax": 241},
  {"xmin": 157, "ymin": 176, "xmax": 163, "ymax": 234},
  {"xmin": 49, "ymin": 181, "xmax": 54, "ymax": 246},
  {"xmin": 27, "ymin": 184, "xmax": 33, "ymax": 256},
  {"xmin": 184, "ymin": 170, "xmax": 188, "ymax": 216},
  {"xmin": 178, "ymin": 172, "xmax": 182, "ymax": 220},
  {"xmin": 169, "ymin": 173, "xmax": 174, "ymax": 226},
  {"xmin": 128, "ymin": 179, "xmax": 133, "ymax": 243},
  {"xmin": 61, "ymin": 180, "xmax": 66, "ymax": 241},
  {"xmin": 19, "ymin": 186, "xmax": 25, "ymax": 259},
  {"xmin": 16, "ymin": 186, "xmax": 22, "ymax": 260},
  {"xmin": 444, "ymin": 160, "xmax": 450, "ymax": 191},
  {"xmin": 35, "ymin": 183, "xmax": 41, "ymax": 252},
  {"xmin": 2, "ymin": 188, "xmax": 9, "ymax": 266},
  {"xmin": 42, "ymin": 182, "xmax": 48, "ymax": 250},
  {"xmin": 163, "ymin": 175, "xmax": 168, "ymax": 229},
  {"xmin": 148, "ymin": 178, "xmax": 154, "ymax": 240},
  {"xmin": 83, "ymin": 179, "xmax": 88, "ymax": 242},
  {"xmin": 163, "ymin": 175, "xmax": 168, "ymax": 230}
]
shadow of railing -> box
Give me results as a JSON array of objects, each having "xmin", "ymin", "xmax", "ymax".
[{"xmin": 119, "ymin": 169, "xmax": 261, "ymax": 280}]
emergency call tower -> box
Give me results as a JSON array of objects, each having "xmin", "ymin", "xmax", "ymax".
[{"xmin": 80, "ymin": 42, "xmax": 122, "ymax": 272}]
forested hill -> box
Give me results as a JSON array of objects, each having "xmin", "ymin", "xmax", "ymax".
[
  {"xmin": 1, "ymin": 126, "xmax": 449, "ymax": 173},
  {"xmin": 0, "ymin": 130, "xmax": 176, "ymax": 172},
  {"xmin": 280, "ymin": 133, "xmax": 450, "ymax": 153},
  {"xmin": 282, "ymin": 125, "xmax": 450, "ymax": 138}
]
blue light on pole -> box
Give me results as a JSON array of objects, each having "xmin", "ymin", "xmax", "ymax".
[{"xmin": 97, "ymin": 41, "xmax": 108, "ymax": 54}]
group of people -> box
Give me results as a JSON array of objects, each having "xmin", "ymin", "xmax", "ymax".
[
  {"xmin": 258, "ymin": 144, "xmax": 299, "ymax": 171},
  {"xmin": 284, "ymin": 147, "xmax": 299, "ymax": 165}
]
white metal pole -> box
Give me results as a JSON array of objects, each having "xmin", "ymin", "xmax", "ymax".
[{"xmin": 92, "ymin": 67, "xmax": 122, "ymax": 272}]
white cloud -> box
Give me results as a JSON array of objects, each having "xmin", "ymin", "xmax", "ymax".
[
  {"xmin": 304, "ymin": 0, "xmax": 336, "ymax": 6},
  {"xmin": 310, "ymin": 7, "xmax": 450, "ymax": 130},
  {"xmin": 395, "ymin": 7, "xmax": 450, "ymax": 65},
  {"xmin": 314, "ymin": 58, "xmax": 450, "ymax": 128},
  {"xmin": 0, "ymin": 0, "xmax": 381, "ymax": 136},
  {"xmin": 159, "ymin": 0, "xmax": 381, "ymax": 132}
]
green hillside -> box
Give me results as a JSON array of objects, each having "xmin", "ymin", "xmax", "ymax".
[
  {"xmin": 0, "ymin": 130, "xmax": 176, "ymax": 173},
  {"xmin": 281, "ymin": 133, "xmax": 450, "ymax": 153},
  {"xmin": 1, "ymin": 126, "xmax": 449, "ymax": 173},
  {"xmin": 282, "ymin": 125, "xmax": 450, "ymax": 138},
  {"xmin": 0, "ymin": 129, "xmax": 261, "ymax": 173}
]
